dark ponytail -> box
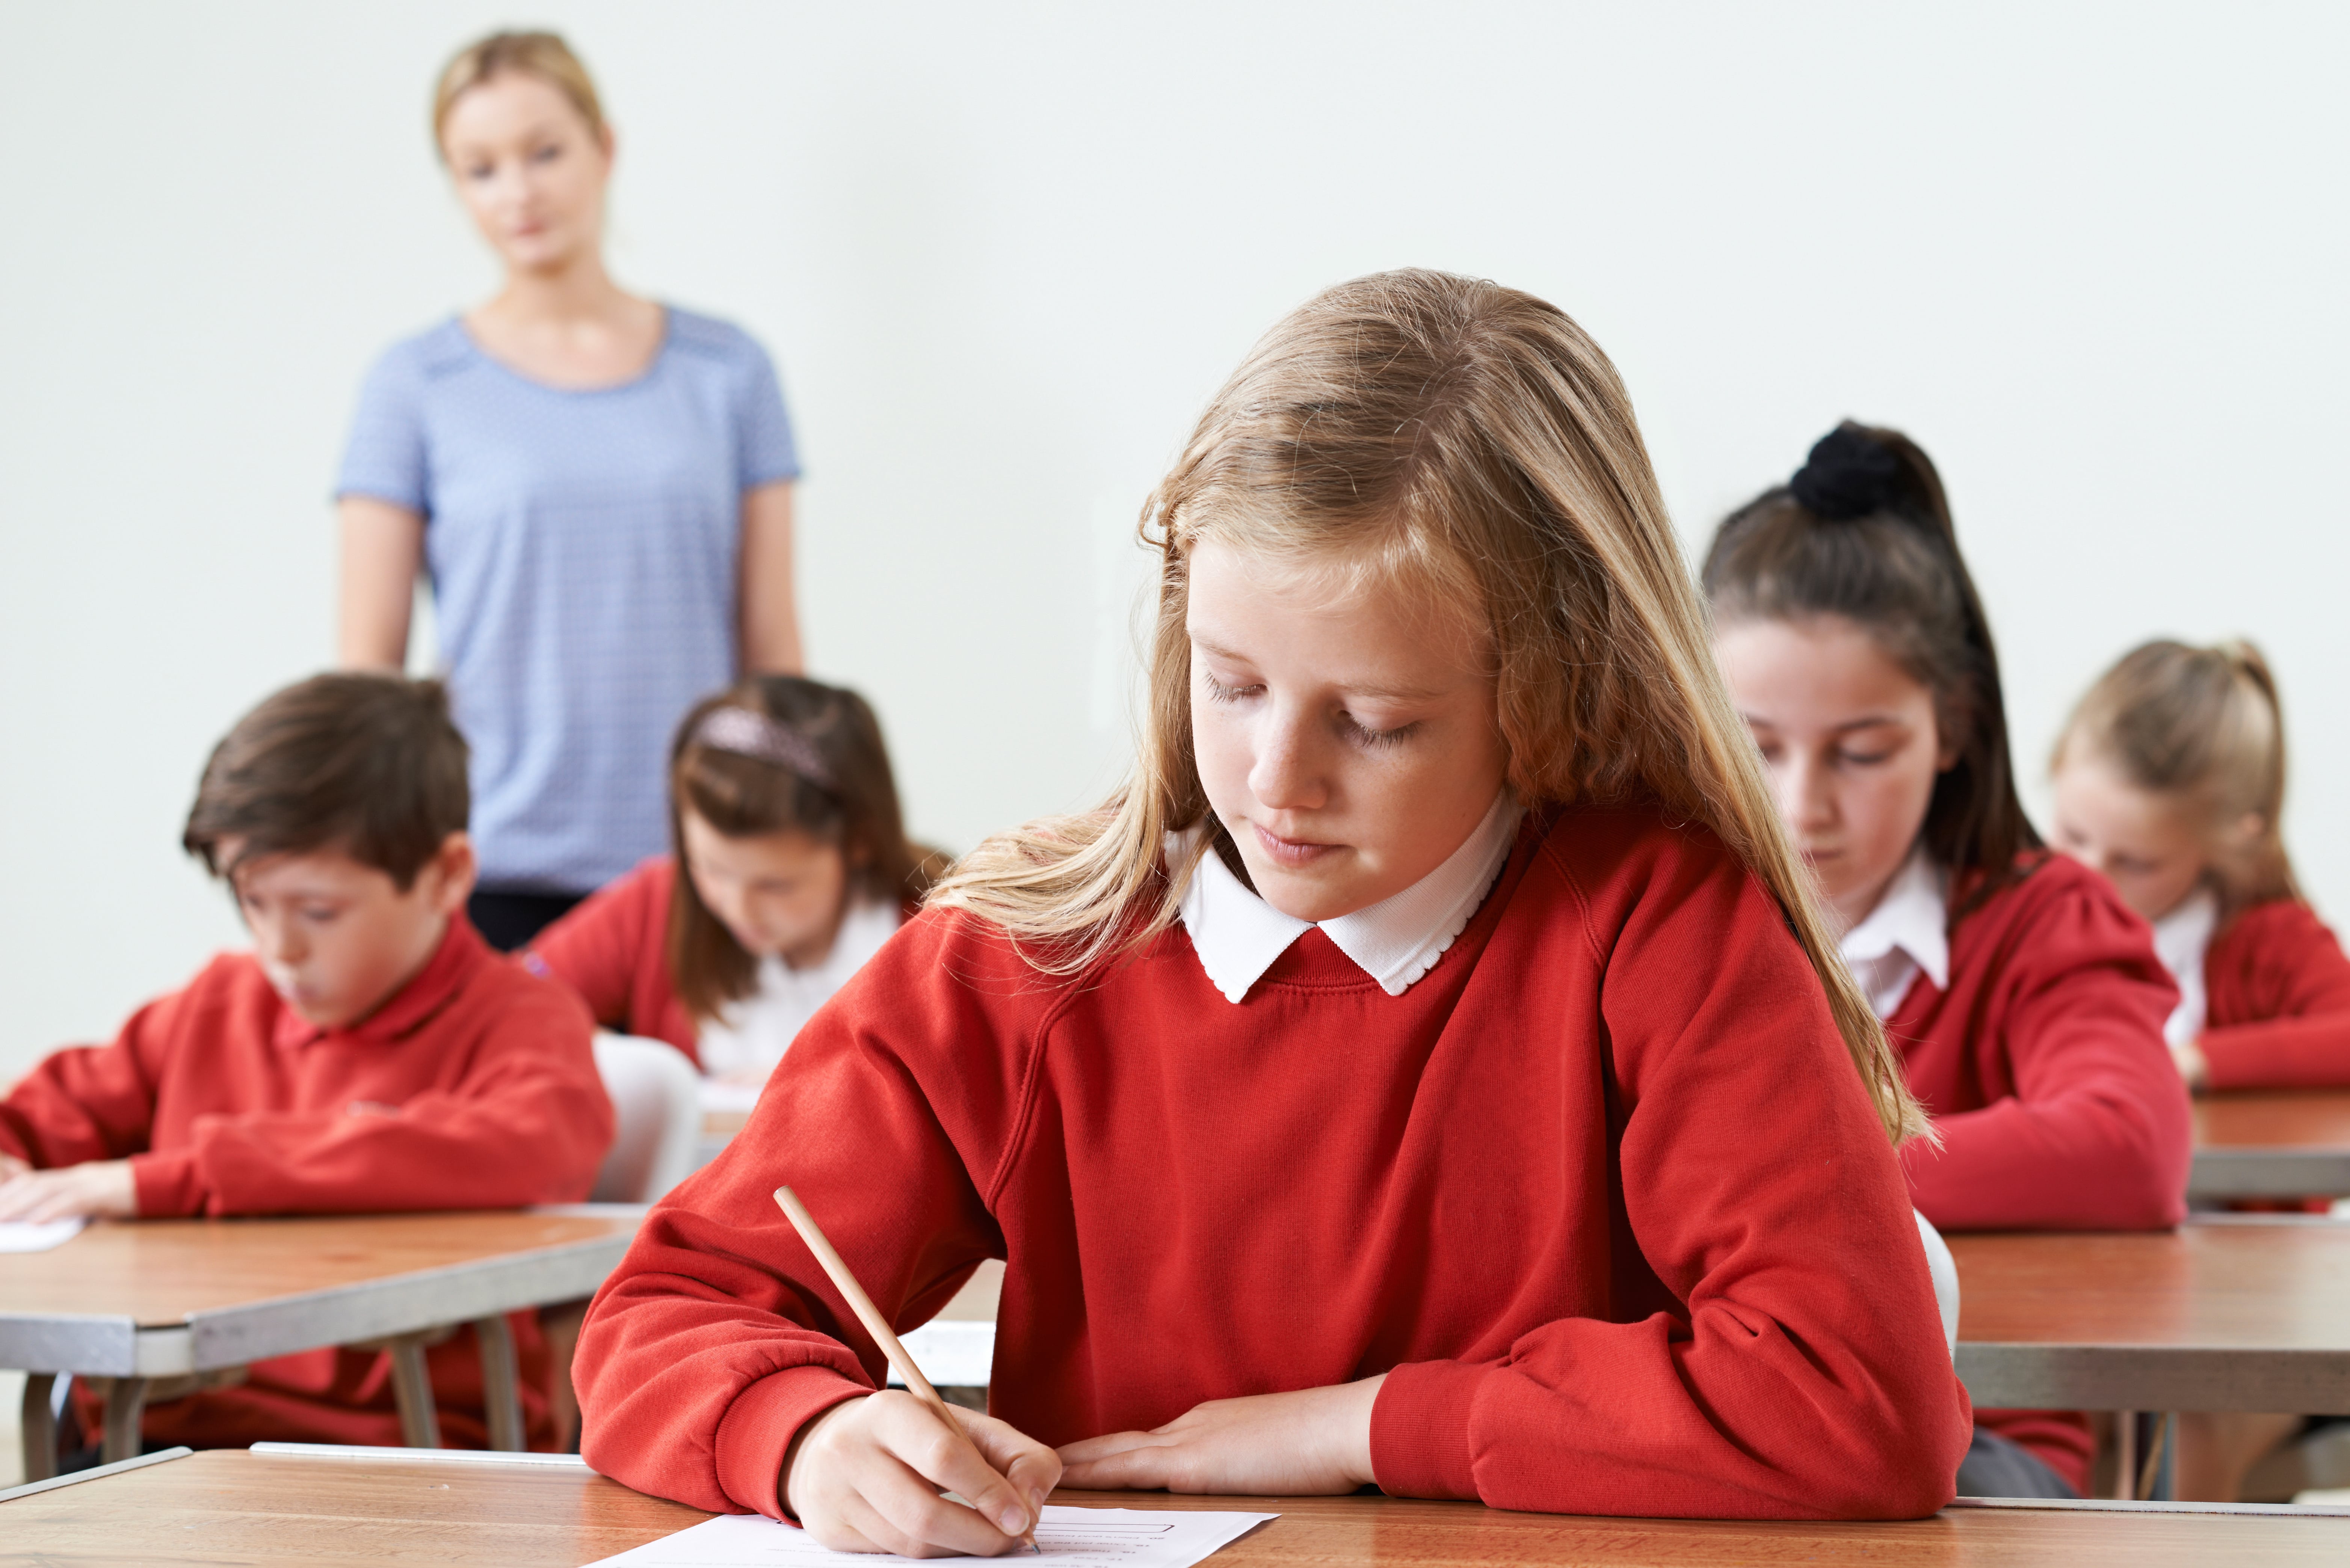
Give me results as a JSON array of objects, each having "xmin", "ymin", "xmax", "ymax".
[{"xmin": 1703, "ymin": 422, "xmax": 2040, "ymax": 909}]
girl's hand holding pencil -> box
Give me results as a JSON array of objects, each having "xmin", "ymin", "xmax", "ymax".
[{"xmin": 774, "ymin": 1187, "xmax": 1060, "ymax": 1558}]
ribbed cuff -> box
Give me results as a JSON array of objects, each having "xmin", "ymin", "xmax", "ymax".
[
  {"xmin": 129, "ymin": 1150, "xmax": 204, "ymax": 1217},
  {"xmin": 1368, "ymin": 1358, "xmax": 1487, "ymax": 1500},
  {"xmin": 714, "ymin": 1368, "xmax": 874, "ymax": 1520}
]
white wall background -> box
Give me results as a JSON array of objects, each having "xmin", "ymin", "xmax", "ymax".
[{"xmin": 1, "ymin": 1, "xmax": 2343, "ymax": 1082}]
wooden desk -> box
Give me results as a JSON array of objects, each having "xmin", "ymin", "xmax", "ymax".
[
  {"xmin": 6, "ymin": 1449, "xmax": 2350, "ymax": 1566},
  {"xmin": 2193, "ymin": 1091, "xmax": 2350, "ymax": 1199},
  {"xmin": 1951, "ymin": 1218, "xmax": 2350, "ymax": 1413},
  {"xmin": 0, "ymin": 1206, "xmax": 640, "ymax": 1476}
]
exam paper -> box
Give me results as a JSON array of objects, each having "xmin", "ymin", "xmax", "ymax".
[
  {"xmin": 585, "ymin": 1505, "xmax": 1275, "ymax": 1567},
  {"xmin": 0, "ymin": 1217, "xmax": 85, "ymax": 1253}
]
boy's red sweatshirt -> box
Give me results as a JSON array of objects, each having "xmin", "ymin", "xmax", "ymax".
[
  {"xmin": 525, "ymin": 856, "xmax": 700, "ymax": 1062},
  {"xmin": 1885, "ymin": 853, "xmax": 2188, "ymax": 1492},
  {"xmin": 2198, "ymin": 899, "xmax": 2350, "ymax": 1090},
  {"xmin": 574, "ymin": 805, "xmax": 1971, "ymax": 1521},
  {"xmin": 0, "ymin": 916, "xmax": 612, "ymax": 1449}
]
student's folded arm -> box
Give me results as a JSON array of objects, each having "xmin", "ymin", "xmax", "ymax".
[
  {"xmin": 1903, "ymin": 885, "xmax": 2189, "ymax": 1231},
  {"xmin": 572, "ymin": 912, "xmax": 1022, "ymax": 1518},
  {"xmin": 138, "ymin": 995, "xmax": 612, "ymax": 1217},
  {"xmin": 1, "ymin": 988, "xmax": 182, "ymax": 1174},
  {"xmin": 2201, "ymin": 1014, "xmax": 2350, "ymax": 1091},
  {"xmin": 2199, "ymin": 906, "xmax": 2350, "ymax": 1090},
  {"xmin": 1370, "ymin": 843, "xmax": 1969, "ymax": 1520}
]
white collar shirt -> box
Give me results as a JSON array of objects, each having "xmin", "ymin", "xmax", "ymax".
[
  {"xmin": 1838, "ymin": 846, "xmax": 1950, "ymax": 1020},
  {"xmin": 1174, "ymin": 792, "xmax": 1524, "ymax": 1005},
  {"xmin": 2150, "ymin": 885, "xmax": 2219, "ymax": 1046}
]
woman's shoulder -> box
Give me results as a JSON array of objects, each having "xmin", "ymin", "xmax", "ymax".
[
  {"xmin": 359, "ymin": 318, "xmax": 476, "ymax": 387},
  {"xmin": 661, "ymin": 306, "xmax": 776, "ymax": 371}
]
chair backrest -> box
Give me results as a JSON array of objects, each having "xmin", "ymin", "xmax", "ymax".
[
  {"xmin": 590, "ymin": 1034, "xmax": 703, "ymax": 1203},
  {"xmin": 1913, "ymin": 1210, "xmax": 1960, "ymax": 1357}
]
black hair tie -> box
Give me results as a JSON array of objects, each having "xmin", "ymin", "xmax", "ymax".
[{"xmin": 1790, "ymin": 425, "xmax": 1904, "ymax": 521}]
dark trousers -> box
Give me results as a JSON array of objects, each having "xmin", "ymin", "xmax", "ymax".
[
  {"xmin": 468, "ymin": 888, "xmax": 588, "ymax": 952},
  {"xmin": 1955, "ymin": 1425, "xmax": 2079, "ymax": 1499}
]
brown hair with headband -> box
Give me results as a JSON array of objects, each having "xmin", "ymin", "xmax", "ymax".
[
  {"xmin": 431, "ymin": 30, "xmax": 607, "ymax": 156},
  {"xmin": 2055, "ymin": 638, "xmax": 2298, "ymax": 917},
  {"xmin": 667, "ymin": 676, "xmax": 938, "ymax": 1022}
]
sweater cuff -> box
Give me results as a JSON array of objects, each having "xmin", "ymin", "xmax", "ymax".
[
  {"xmin": 1369, "ymin": 1358, "xmax": 1488, "ymax": 1501},
  {"xmin": 714, "ymin": 1367, "xmax": 874, "ymax": 1520},
  {"xmin": 129, "ymin": 1150, "xmax": 204, "ymax": 1217}
]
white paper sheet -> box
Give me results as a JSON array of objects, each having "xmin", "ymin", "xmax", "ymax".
[
  {"xmin": 586, "ymin": 1505, "xmax": 1275, "ymax": 1566},
  {"xmin": 0, "ymin": 1217, "xmax": 85, "ymax": 1253}
]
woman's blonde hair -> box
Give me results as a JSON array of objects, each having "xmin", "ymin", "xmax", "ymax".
[
  {"xmin": 432, "ymin": 30, "xmax": 607, "ymax": 154},
  {"xmin": 2056, "ymin": 638, "xmax": 2298, "ymax": 915},
  {"xmin": 930, "ymin": 269, "xmax": 1926, "ymax": 1145}
]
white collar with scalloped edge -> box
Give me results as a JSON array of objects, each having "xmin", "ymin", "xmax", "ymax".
[{"xmin": 1172, "ymin": 792, "xmax": 1523, "ymax": 1004}]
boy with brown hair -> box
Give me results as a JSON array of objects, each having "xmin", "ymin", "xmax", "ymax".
[{"xmin": 0, "ymin": 672, "xmax": 612, "ymax": 1449}]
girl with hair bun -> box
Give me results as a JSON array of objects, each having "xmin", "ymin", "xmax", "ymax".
[
  {"xmin": 526, "ymin": 676, "xmax": 939, "ymax": 1082},
  {"xmin": 572, "ymin": 272, "xmax": 1968, "ymax": 1547},
  {"xmin": 2053, "ymin": 640, "xmax": 2350, "ymax": 1093},
  {"xmin": 1706, "ymin": 422, "xmax": 2189, "ymax": 1501}
]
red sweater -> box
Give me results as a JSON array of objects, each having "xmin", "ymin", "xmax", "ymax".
[
  {"xmin": 0, "ymin": 917, "xmax": 612, "ymax": 1449},
  {"xmin": 1891, "ymin": 855, "xmax": 2188, "ymax": 1232},
  {"xmin": 1883, "ymin": 854, "xmax": 2187, "ymax": 1494},
  {"xmin": 526, "ymin": 857, "xmax": 700, "ymax": 1064},
  {"xmin": 574, "ymin": 805, "xmax": 1970, "ymax": 1520},
  {"xmin": 2199, "ymin": 899, "xmax": 2350, "ymax": 1090}
]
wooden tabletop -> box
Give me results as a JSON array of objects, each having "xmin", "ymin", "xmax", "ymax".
[
  {"xmin": 6, "ymin": 1450, "xmax": 2350, "ymax": 1566},
  {"xmin": 2193, "ymin": 1091, "xmax": 2350, "ymax": 1198},
  {"xmin": 1950, "ymin": 1219, "xmax": 2350, "ymax": 1412},
  {"xmin": 0, "ymin": 1207, "xmax": 641, "ymax": 1378}
]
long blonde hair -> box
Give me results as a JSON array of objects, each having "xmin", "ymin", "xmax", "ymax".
[
  {"xmin": 2057, "ymin": 638, "xmax": 2298, "ymax": 916},
  {"xmin": 930, "ymin": 269, "xmax": 1927, "ymax": 1145}
]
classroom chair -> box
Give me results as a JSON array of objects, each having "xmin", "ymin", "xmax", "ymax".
[
  {"xmin": 589, "ymin": 1034, "xmax": 702, "ymax": 1205},
  {"xmin": 1915, "ymin": 1211, "xmax": 1960, "ymax": 1356}
]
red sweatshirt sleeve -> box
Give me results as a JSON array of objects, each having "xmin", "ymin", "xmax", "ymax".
[
  {"xmin": 2199, "ymin": 902, "xmax": 2350, "ymax": 1090},
  {"xmin": 1902, "ymin": 867, "xmax": 2190, "ymax": 1231},
  {"xmin": 575, "ymin": 919, "xmax": 1007, "ymax": 1515},
  {"xmin": 0, "ymin": 984, "xmax": 188, "ymax": 1167},
  {"xmin": 526, "ymin": 859, "xmax": 698, "ymax": 1062},
  {"xmin": 1367, "ymin": 829, "xmax": 1970, "ymax": 1519},
  {"xmin": 131, "ymin": 982, "xmax": 612, "ymax": 1218}
]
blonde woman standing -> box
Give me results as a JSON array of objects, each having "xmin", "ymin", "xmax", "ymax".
[{"xmin": 338, "ymin": 31, "xmax": 803, "ymax": 950}]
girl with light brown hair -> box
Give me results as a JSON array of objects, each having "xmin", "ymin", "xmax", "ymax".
[
  {"xmin": 2053, "ymin": 640, "xmax": 2350, "ymax": 1092},
  {"xmin": 573, "ymin": 270, "xmax": 1968, "ymax": 1547}
]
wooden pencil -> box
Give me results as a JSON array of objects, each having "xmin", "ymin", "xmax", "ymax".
[{"xmin": 772, "ymin": 1185, "xmax": 1038, "ymax": 1553}]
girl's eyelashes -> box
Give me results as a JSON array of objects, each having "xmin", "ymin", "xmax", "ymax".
[
  {"xmin": 1200, "ymin": 673, "xmax": 1260, "ymax": 705},
  {"xmin": 1343, "ymin": 713, "xmax": 1418, "ymax": 749}
]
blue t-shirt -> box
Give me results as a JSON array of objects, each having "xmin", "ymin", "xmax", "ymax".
[{"xmin": 336, "ymin": 307, "xmax": 800, "ymax": 892}]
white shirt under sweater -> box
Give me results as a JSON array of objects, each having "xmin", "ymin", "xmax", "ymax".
[
  {"xmin": 1173, "ymin": 792, "xmax": 1524, "ymax": 1004},
  {"xmin": 1838, "ymin": 846, "xmax": 1951, "ymax": 1021},
  {"xmin": 695, "ymin": 896, "xmax": 903, "ymax": 1078},
  {"xmin": 2149, "ymin": 886, "xmax": 2219, "ymax": 1046}
]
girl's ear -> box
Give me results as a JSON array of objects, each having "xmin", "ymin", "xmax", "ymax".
[{"xmin": 2219, "ymin": 811, "xmax": 2267, "ymax": 853}]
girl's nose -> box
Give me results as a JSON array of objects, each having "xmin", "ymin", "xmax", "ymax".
[
  {"xmin": 1783, "ymin": 755, "xmax": 1838, "ymax": 832},
  {"xmin": 1248, "ymin": 709, "xmax": 1327, "ymax": 813}
]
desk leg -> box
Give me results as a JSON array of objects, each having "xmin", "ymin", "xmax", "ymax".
[
  {"xmin": 2112, "ymin": 1409, "xmax": 2139, "ymax": 1500},
  {"xmin": 20, "ymin": 1373, "xmax": 57, "ymax": 1483},
  {"xmin": 385, "ymin": 1333, "xmax": 441, "ymax": 1449},
  {"xmin": 100, "ymin": 1376, "xmax": 147, "ymax": 1464},
  {"xmin": 471, "ymin": 1315, "xmax": 524, "ymax": 1453}
]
